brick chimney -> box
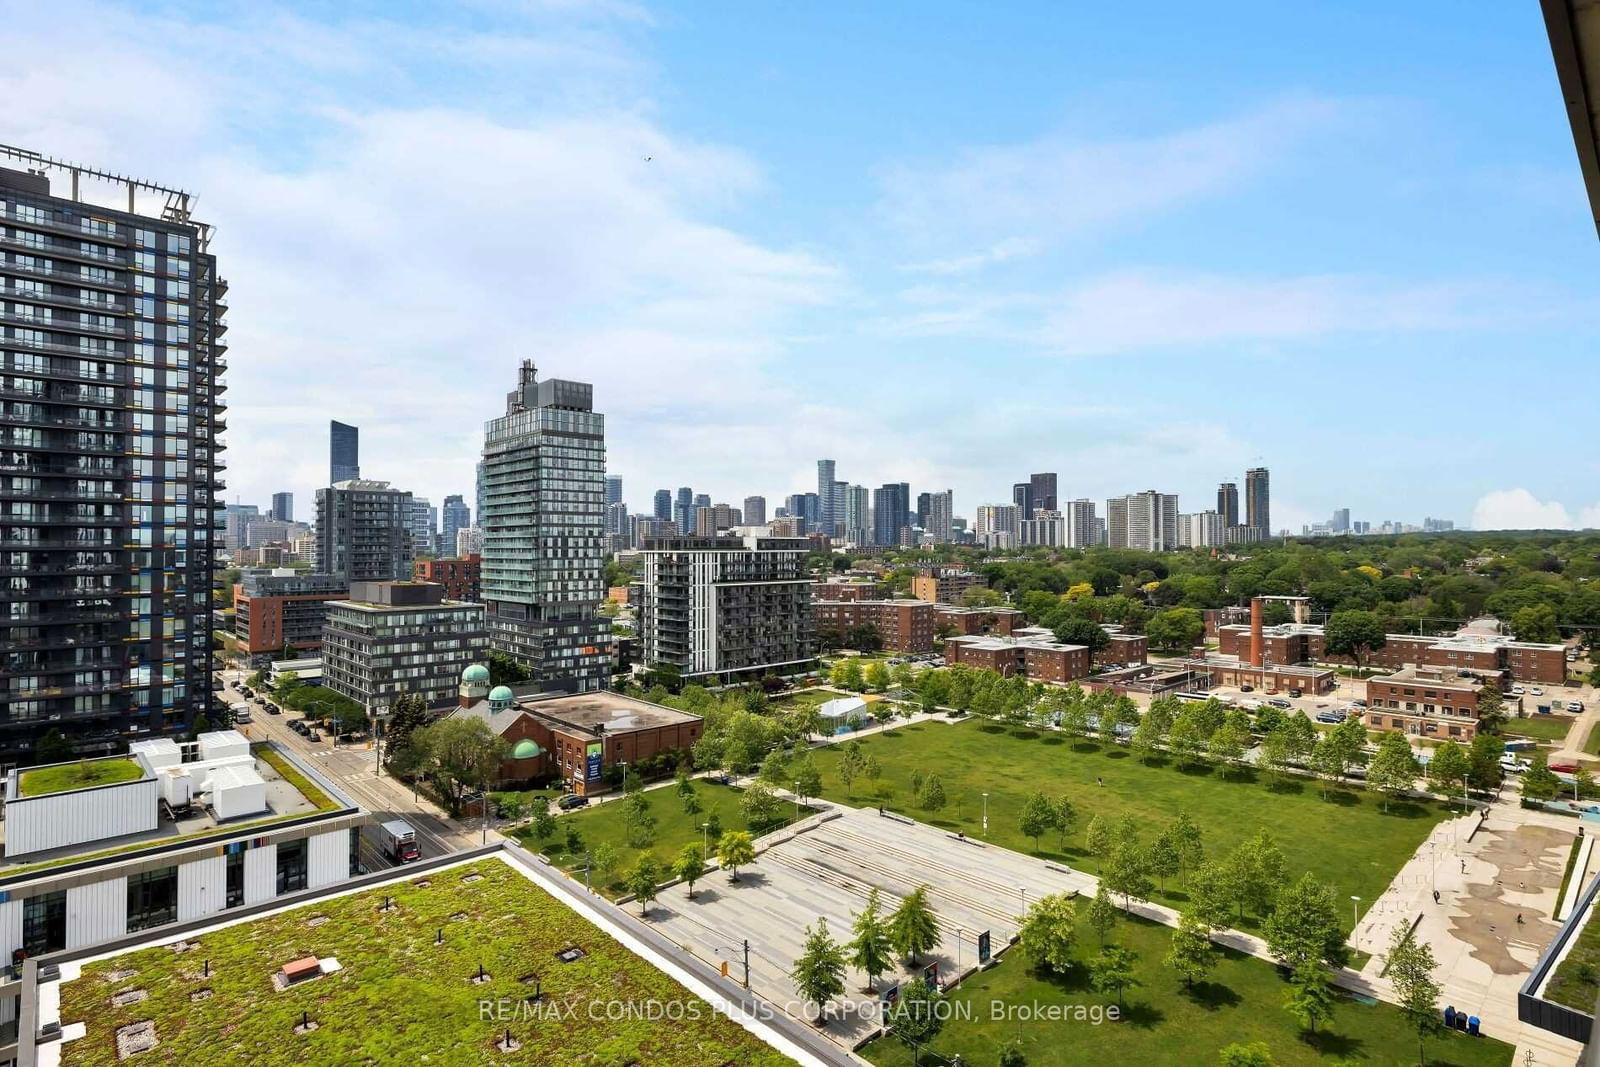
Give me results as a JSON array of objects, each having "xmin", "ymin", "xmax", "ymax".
[{"xmin": 1249, "ymin": 597, "xmax": 1264, "ymax": 668}]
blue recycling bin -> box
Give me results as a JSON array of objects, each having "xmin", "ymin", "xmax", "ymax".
[
  {"xmin": 1444, "ymin": 1006, "xmax": 1457, "ymax": 1028},
  {"xmin": 1468, "ymin": 1016, "xmax": 1480, "ymax": 1036}
]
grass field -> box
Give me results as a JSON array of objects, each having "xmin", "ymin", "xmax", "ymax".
[
  {"xmin": 18, "ymin": 757, "xmax": 142, "ymax": 796},
  {"xmin": 513, "ymin": 781, "xmax": 811, "ymax": 895},
  {"xmin": 1502, "ymin": 715, "xmax": 1577, "ymax": 743},
  {"xmin": 1584, "ymin": 722, "xmax": 1600, "ymax": 757},
  {"xmin": 59, "ymin": 860, "xmax": 793, "ymax": 1067},
  {"xmin": 810, "ymin": 720, "xmax": 1452, "ymax": 930},
  {"xmin": 862, "ymin": 909, "xmax": 1512, "ymax": 1067}
]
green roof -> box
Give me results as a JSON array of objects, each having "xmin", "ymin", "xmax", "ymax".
[
  {"xmin": 461, "ymin": 663, "xmax": 490, "ymax": 684},
  {"xmin": 488, "ymin": 685, "xmax": 515, "ymax": 702}
]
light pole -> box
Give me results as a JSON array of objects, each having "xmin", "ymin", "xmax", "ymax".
[
  {"xmin": 956, "ymin": 925, "xmax": 964, "ymax": 984},
  {"xmin": 701, "ymin": 822, "xmax": 710, "ymax": 860},
  {"xmin": 620, "ymin": 761, "xmax": 630, "ymax": 796},
  {"xmin": 1350, "ymin": 895, "xmax": 1361, "ymax": 934},
  {"xmin": 982, "ymin": 792, "xmax": 989, "ymax": 836}
]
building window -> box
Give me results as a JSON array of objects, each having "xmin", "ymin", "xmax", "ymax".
[
  {"xmin": 226, "ymin": 848, "xmax": 246, "ymax": 908},
  {"xmin": 349, "ymin": 827, "xmax": 361, "ymax": 877},
  {"xmin": 276, "ymin": 839, "xmax": 308, "ymax": 894},
  {"xmin": 22, "ymin": 890, "xmax": 66, "ymax": 957},
  {"xmin": 127, "ymin": 867, "xmax": 179, "ymax": 932}
]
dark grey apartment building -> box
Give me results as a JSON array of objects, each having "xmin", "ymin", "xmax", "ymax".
[
  {"xmin": 634, "ymin": 534, "xmax": 815, "ymax": 684},
  {"xmin": 0, "ymin": 149, "xmax": 226, "ymax": 761},
  {"xmin": 481, "ymin": 361, "xmax": 610, "ymax": 692},
  {"xmin": 312, "ymin": 479, "xmax": 413, "ymax": 584},
  {"xmin": 321, "ymin": 580, "xmax": 488, "ymax": 712}
]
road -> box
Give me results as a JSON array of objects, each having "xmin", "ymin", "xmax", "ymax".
[{"xmin": 218, "ymin": 670, "xmax": 499, "ymax": 864}]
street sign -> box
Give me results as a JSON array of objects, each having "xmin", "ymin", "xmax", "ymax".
[{"xmin": 977, "ymin": 930, "xmax": 991, "ymax": 964}]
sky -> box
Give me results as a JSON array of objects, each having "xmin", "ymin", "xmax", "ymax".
[{"xmin": 4, "ymin": 1, "xmax": 1597, "ymax": 533}]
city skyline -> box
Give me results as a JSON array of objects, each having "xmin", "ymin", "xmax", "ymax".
[{"xmin": 6, "ymin": 4, "xmax": 1596, "ymax": 534}]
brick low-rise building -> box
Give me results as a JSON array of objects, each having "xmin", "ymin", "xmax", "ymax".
[
  {"xmin": 233, "ymin": 571, "xmax": 350, "ymax": 660},
  {"xmin": 450, "ymin": 670, "xmax": 701, "ymax": 794},
  {"xmin": 1099, "ymin": 633, "xmax": 1149, "ymax": 667},
  {"xmin": 935, "ymin": 606, "xmax": 1023, "ymax": 637},
  {"xmin": 812, "ymin": 578, "xmax": 888, "ymax": 602},
  {"xmin": 413, "ymin": 554, "xmax": 482, "ymax": 602},
  {"xmin": 945, "ymin": 633, "xmax": 1092, "ymax": 684},
  {"xmin": 816, "ymin": 599, "xmax": 937, "ymax": 653},
  {"xmin": 1364, "ymin": 665, "xmax": 1483, "ymax": 741}
]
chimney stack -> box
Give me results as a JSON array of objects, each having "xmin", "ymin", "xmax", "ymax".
[{"xmin": 1249, "ymin": 597, "xmax": 1264, "ymax": 668}]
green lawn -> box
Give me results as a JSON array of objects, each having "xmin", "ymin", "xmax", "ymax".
[
  {"xmin": 770, "ymin": 689, "xmax": 843, "ymax": 711},
  {"xmin": 59, "ymin": 860, "xmax": 793, "ymax": 1067},
  {"xmin": 1502, "ymin": 715, "xmax": 1577, "ymax": 743},
  {"xmin": 863, "ymin": 910, "xmax": 1511, "ymax": 1067},
  {"xmin": 1584, "ymin": 722, "xmax": 1600, "ymax": 757},
  {"xmin": 811, "ymin": 720, "xmax": 1453, "ymax": 931},
  {"xmin": 18, "ymin": 757, "xmax": 142, "ymax": 797},
  {"xmin": 513, "ymin": 781, "xmax": 811, "ymax": 895}
]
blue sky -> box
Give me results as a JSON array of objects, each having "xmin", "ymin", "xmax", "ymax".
[{"xmin": 5, "ymin": 1, "xmax": 1595, "ymax": 531}]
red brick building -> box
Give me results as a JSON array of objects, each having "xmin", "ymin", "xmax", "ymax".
[
  {"xmin": 413, "ymin": 554, "xmax": 482, "ymax": 602},
  {"xmin": 815, "ymin": 599, "xmax": 936, "ymax": 652},
  {"xmin": 452, "ymin": 682, "xmax": 702, "ymax": 795},
  {"xmin": 813, "ymin": 579, "xmax": 888, "ymax": 602},
  {"xmin": 935, "ymin": 606, "xmax": 1024, "ymax": 636},
  {"xmin": 1363, "ymin": 666, "xmax": 1482, "ymax": 741},
  {"xmin": 1216, "ymin": 620, "xmax": 1566, "ymax": 685},
  {"xmin": 1098, "ymin": 633, "xmax": 1148, "ymax": 667},
  {"xmin": 945, "ymin": 634, "xmax": 1092, "ymax": 684},
  {"xmin": 910, "ymin": 567, "xmax": 988, "ymax": 605},
  {"xmin": 232, "ymin": 572, "xmax": 349, "ymax": 657}
]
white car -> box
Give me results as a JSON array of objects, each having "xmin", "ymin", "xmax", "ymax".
[
  {"xmin": 1569, "ymin": 701, "xmax": 1586, "ymax": 713},
  {"xmin": 1530, "ymin": 687, "xmax": 1545, "ymax": 697},
  {"xmin": 1499, "ymin": 756, "xmax": 1531, "ymax": 774},
  {"xmin": 1511, "ymin": 686, "xmax": 1527, "ymax": 696}
]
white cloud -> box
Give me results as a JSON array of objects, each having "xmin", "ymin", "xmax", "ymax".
[
  {"xmin": 878, "ymin": 96, "xmax": 1342, "ymax": 257},
  {"xmin": 1470, "ymin": 489, "xmax": 1600, "ymax": 531}
]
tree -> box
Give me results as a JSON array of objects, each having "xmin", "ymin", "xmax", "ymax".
[
  {"xmin": 1189, "ymin": 860, "xmax": 1238, "ymax": 935},
  {"xmin": 1146, "ymin": 607, "xmax": 1204, "ymax": 652},
  {"xmin": 1130, "ymin": 711, "xmax": 1164, "ymax": 764},
  {"xmin": 1259, "ymin": 728, "xmax": 1294, "ymax": 785},
  {"xmin": 1283, "ymin": 960, "xmax": 1335, "ymax": 1035},
  {"xmin": 382, "ymin": 692, "xmax": 432, "ymax": 764},
  {"xmin": 717, "ymin": 830, "xmax": 756, "ymax": 881},
  {"xmin": 627, "ymin": 854, "xmax": 662, "ymax": 916},
  {"xmin": 563, "ymin": 822, "xmax": 583, "ymax": 855},
  {"xmin": 1052, "ymin": 795, "xmax": 1076, "ymax": 851},
  {"xmin": 673, "ymin": 842, "xmax": 706, "ymax": 898},
  {"xmin": 1166, "ymin": 714, "xmax": 1210, "ymax": 768},
  {"xmin": 1166, "ymin": 914, "xmax": 1217, "ymax": 989},
  {"xmin": 1512, "ymin": 603, "xmax": 1561, "ymax": 644},
  {"xmin": 999, "ymin": 1044, "xmax": 1027, "ymax": 1067},
  {"xmin": 1090, "ymin": 945, "xmax": 1140, "ymax": 1007},
  {"xmin": 790, "ymin": 918, "xmax": 847, "ymax": 1027},
  {"xmin": 742, "ymin": 781, "xmax": 783, "ymax": 830},
  {"xmin": 1103, "ymin": 843, "xmax": 1154, "ymax": 908},
  {"xmin": 1230, "ymin": 831, "xmax": 1286, "ymax": 920},
  {"xmin": 848, "ymin": 888, "xmax": 894, "ymax": 991},
  {"xmin": 1146, "ymin": 829, "xmax": 1181, "ymax": 891},
  {"xmin": 1367, "ymin": 731, "xmax": 1421, "ymax": 812},
  {"xmin": 863, "ymin": 660, "xmax": 891, "ymax": 691},
  {"xmin": 1017, "ymin": 891, "xmax": 1078, "ymax": 973},
  {"xmin": 1087, "ymin": 883, "xmax": 1119, "ymax": 947},
  {"xmin": 889, "ymin": 885, "xmax": 940, "ymax": 963},
  {"xmin": 407, "ymin": 717, "xmax": 510, "ymax": 816},
  {"xmin": 1019, "ymin": 791, "xmax": 1055, "ymax": 851},
  {"xmin": 917, "ymin": 774, "xmax": 947, "ymax": 813},
  {"xmin": 886, "ymin": 977, "xmax": 946, "ymax": 1049},
  {"xmin": 1322, "ymin": 716, "xmax": 1369, "ymax": 784},
  {"xmin": 1467, "ymin": 733, "xmax": 1505, "ymax": 792},
  {"xmin": 1324, "ymin": 610, "xmax": 1388, "ymax": 670},
  {"xmin": 1476, "ymin": 683, "xmax": 1507, "ymax": 735},
  {"xmin": 1168, "ymin": 813, "xmax": 1205, "ymax": 885},
  {"xmin": 1263, "ymin": 873, "xmax": 1344, "ymax": 970},
  {"xmin": 34, "ymin": 728, "xmax": 72, "ymax": 765},
  {"xmin": 793, "ymin": 755, "xmax": 824, "ymax": 802},
  {"xmin": 592, "ymin": 843, "xmax": 621, "ymax": 886},
  {"xmin": 1084, "ymin": 813, "xmax": 1113, "ymax": 858},
  {"xmin": 1217, "ymin": 1042, "xmax": 1276, "ymax": 1067},
  {"xmin": 830, "ymin": 658, "xmax": 865, "ymax": 691},
  {"xmin": 1208, "ymin": 722, "xmax": 1251, "ymax": 777},
  {"xmin": 837, "ymin": 748, "xmax": 861, "ymax": 798},
  {"xmin": 1052, "ymin": 617, "xmax": 1110, "ymax": 653},
  {"xmin": 1426, "ymin": 740, "xmax": 1469, "ymax": 796},
  {"xmin": 623, "ymin": 790, "xmax": 658, "ymax": 849},
  {"xmin": 1386, "ymin": 927, "xmax": 1444, "ymax": 1067},
  {"xmin": 1521, "ymin": 753, "xmax": 1562, "ymax": 802},
  {"xmin": 530, "ymin": 809, "xmax": 557, "ymax": 843}
]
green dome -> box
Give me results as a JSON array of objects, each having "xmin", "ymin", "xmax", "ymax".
[
  {"xmin": 488, "ymin": 685, "xmax": 515, "ymax": 703},
  {"xmin": 511, "ymin": 739, "xmax": 543, "ymax": 760},
  {"xmin": 462, "ymin": 664, "xmax": 491, "ymax": 684}
]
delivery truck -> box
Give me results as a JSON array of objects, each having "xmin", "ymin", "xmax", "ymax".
[{"xmin": 379, "ymin": 819, "xmax": 421, "ymax": 863}]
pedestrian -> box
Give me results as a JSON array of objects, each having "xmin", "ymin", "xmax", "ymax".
[
  {"xmin": 1517, "ymin": 914, "xmax": 1524, "ymax": 925},
  {"xmin": 1433, "ymin": 890, "xmax": 1440, "ymax": 904},
  {"xmin": 1097, "ymin": 777, "xmax": 1103, "ymax": 787}
]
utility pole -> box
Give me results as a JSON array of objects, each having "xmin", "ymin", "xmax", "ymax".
[{"xmin": 743, "ymin": 938, "xmax": 750, "ymax": 988}]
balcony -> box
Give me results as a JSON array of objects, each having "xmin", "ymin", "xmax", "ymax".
[
  {"xmin": 0, "ymin": 410, "xmax": 121, "ymax": 432},
  {"xmin": 0, "ymin": 334, "xmax": 124, "ymax": 359},
  {"xmin": 0, "ymin": 488, "xmax": 123, "ymax": 503},
  {"xmin": 0, "ymin": 259, "xmax": 123, "ymax": 292},
  {"xmin": 0, "ymin": 284, "xmax": 127, "ymax": 315}
]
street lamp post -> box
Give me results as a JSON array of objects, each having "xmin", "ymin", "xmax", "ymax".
[
  {"xmin": 620, "ymin": 761, "xmax": 629, "ymax": 795},
  {"xmin": 1351, "ymin": 895, "xmax": 1361, "ymax": 937},
  {"xmin": 701, "ymin": 822, "xmax": 710, "ymax": 860},
  {"xmin": 956, "ymin": 925, "xmax": 964, "ymax": 984},
  {"xmin": 982, "ymin": 792, "xmax": 989, "ymax": 836},
  {"xmin": 793, "ymin": 781, "xmax": 802, "ymax": 821}
]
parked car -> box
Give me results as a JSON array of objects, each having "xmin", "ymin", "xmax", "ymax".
[
  {"xmin": 1268, "ymin": 699, "xmax": 1293, "ymax": 710},
  {"xmin": 1511, "ymin": 686, "xmax": 1526, "ymax": 696},
  {"xmin": 1288, "ymin": 687, "xmax": 1303, "ymax": 698},
  {"xmin": 1530, "ymin": 687, "xmax": 1546, "ymax": 696},
  {"xmin": 1239, "ymin": 684, "xmax": 1254, "ymax": 693},
  {"xmin": 1352, "ymin": 699, "xmax": 1368, "ymax": 708},
  {"xmin": 1551, "ymin": 760, "xmax": 1578, "ymax": 774},
  {"xmin": 265, "ymin": 703, "xmax": 280, "ymax": 715},
  {"xmin": 557, "ymin": 794, "xmax": 589, "ymax": 811},
  {"xmin": 1499, "ymin": 755, "xmax": 1532, "ymax": 774},
  {"xmin": 1315, "ymin": 710, "xmax": 1346, "ymax": 724},
  {"xmin": 1569, "ymin": 701, "xmax": 1586, "ymax": 713}
]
